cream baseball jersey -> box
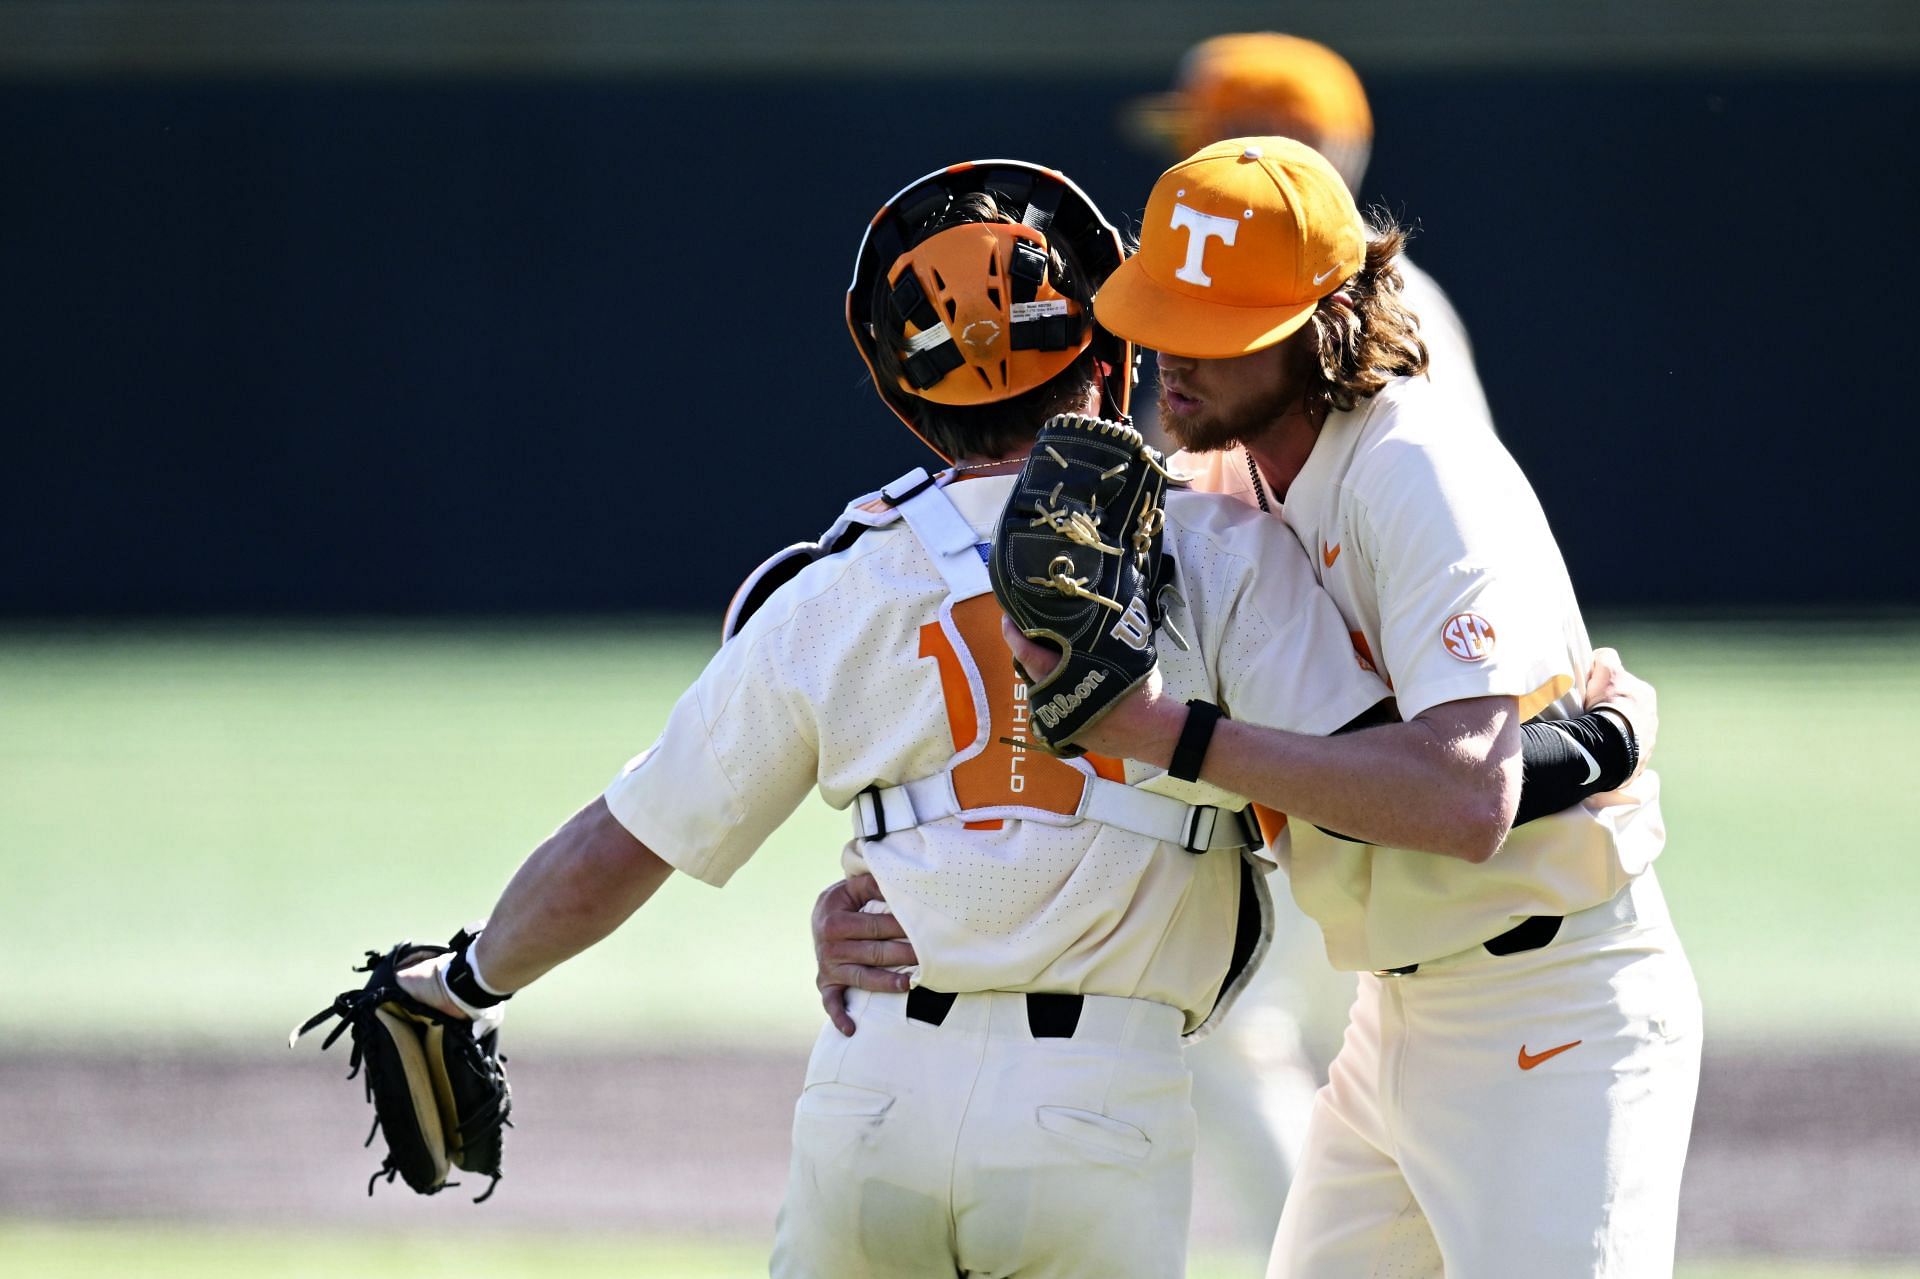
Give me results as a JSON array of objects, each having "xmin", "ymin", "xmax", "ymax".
[
  {"xmin": 1175, "ymin": 375, "xmax": 1666, "ymax": 973},
  {"xmin": 605, "ymin": 471, "xmax": 1384, "ymax": 1031},
  {"xmin": 1396, "ymin": 257, "xmax": 1493, "ymax": 432}
]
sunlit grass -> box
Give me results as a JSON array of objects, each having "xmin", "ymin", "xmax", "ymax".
[
  {"xmin": 2, "ymin": 1223, "xmax": 1904, "ymax": 1279},
  {"xmin": 1, "ymin": 617, "xmax": 1914, "ymax": 1049}
]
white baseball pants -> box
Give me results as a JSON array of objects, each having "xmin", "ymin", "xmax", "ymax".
[
  {"xmin": 1267, "ymin": 870, "xmax": 1703, "ymax": 1279},
  {"xmin": 770, "ymin": 987, "xmax": 1196, "ymax": 1278},
  {"xmin": 1186, "ymin": 880, "xmax": 1359, "ymax": 1247}
]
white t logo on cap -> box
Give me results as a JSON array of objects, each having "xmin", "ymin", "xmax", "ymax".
[{"xmin": 1169, "ymin": 203, "xmax": 1238, "ymax": 287}]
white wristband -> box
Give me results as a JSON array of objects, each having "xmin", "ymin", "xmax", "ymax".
[
  {"xmin": 465, "ymin": 939, "xmax": 510, "ymax": 999},
  {"xmin": 435, "ymin": 959, "xmax": 495, "ymax": 1021}
]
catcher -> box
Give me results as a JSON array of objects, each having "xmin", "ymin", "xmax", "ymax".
[{"xmin": 301, "ymin": 158, "xmax": 1394, "ymax": 1277}]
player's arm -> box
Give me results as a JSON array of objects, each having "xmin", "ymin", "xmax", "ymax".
[
  {"xmin": 1009, "ymin": 628, "xmax": 1649, "ymax": 863},
  {"xmin": 1508, "ymin": 645, "xmax": 1653, "ymax": 823},
  {"xmin": 1221, "ymin": 689, "xmax": 1522, "ymax": 862},
  {"xmin": 466, "ymin": 798, "xmax": 674, "ymax": 992},
  {"xmin": 398, "ymin": 798, "xmax": 675, "ymax": 1015},
  {"xmin": 1005, "ymin": 620, "xmax": 1519, "ymax": 862},
  {"xmin": 399, "ymin": 591, "xmax": 826, "ymax": 1017},
  {"xmin": 1313, "ymin": 646, "xmax": 1650, "ymax": 840},
  {"xmin": 1139, "ymin": 432, "xmax": 1622, "ymax": 860}
]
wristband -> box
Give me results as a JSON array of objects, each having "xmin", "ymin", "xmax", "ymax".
[
  {"xmin": 444, "ymin": 939, "xmax": 512, "ymax": 1011},
  {"xmin": 1168, "ymin": 700, "xmax": 1224, "ymax": 783}
]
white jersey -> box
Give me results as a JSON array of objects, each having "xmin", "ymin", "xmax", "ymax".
[
  {"xmin": 1397, "ymin": 256, "xmax": 1492, "ymax": 431},
  {"xmin": 605, "ymin": 471, "xmax": 1385, "ymax": 1031},
  {"xmin": 1175, "ymin": 375, "xmax": 1665, "ymax": 973}
]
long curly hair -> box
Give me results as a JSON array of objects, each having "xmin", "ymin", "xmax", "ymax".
[{"xmin": 1303, "ymin": 215, "xmax": 1430, "ymax": 412}]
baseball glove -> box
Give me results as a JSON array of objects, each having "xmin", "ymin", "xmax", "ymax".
[
  {"xmin": 989, "ymin": 412, "xmax": 1177, "ymax": 754},
  {"xmin": 291, "ymin": 933, "xmax": 511, "ymax": 1201}
]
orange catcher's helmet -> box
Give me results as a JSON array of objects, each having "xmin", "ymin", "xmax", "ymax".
[{"xmin": 847, "ymin": 160, "xmax": 1133, "ymax": 458}]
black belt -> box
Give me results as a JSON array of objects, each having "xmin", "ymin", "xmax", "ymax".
[
  {"xmin": 905, "ymin": 987, "xmax": 1083, "ymax": 1038},
  {"xmin": 1376, "ymin": 914, "xmax": 1564, "ymax": 976}
]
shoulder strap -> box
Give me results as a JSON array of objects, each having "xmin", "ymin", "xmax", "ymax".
[
  {"xmin": 723, "ymin": 464, "xmax": 997, "ymax": 640},
  {"xmin": 721, "ymin": 476, "xmax": 908, "ymax": 641},
  {"xmin": 881, "ymin": 469, "xmax": 992, "ymax": 602}
]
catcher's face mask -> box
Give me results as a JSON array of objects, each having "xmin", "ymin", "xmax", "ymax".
[{"xmin": 847, "ymin": 160, "xmax": 1134, "ymax": 459}]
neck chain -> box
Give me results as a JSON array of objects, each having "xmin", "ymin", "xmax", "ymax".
[
  {"xmin": 1245, "ymin": 449, "xmax": 1272, "ymax": 513},
  {"xmin": 1244, "ymin": 393, "xmax": 1328, "ymax": 514},
  {"xmin": 948, "ymin": 457, "xmax": 1023, "ymax": 478}
]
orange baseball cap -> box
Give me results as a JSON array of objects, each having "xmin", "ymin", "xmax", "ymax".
[
  {"xmin": 1095, "ymin": 137, "xmax": 1364, "ymax": 359},
  {"xmin": 1125, "ymin": 33, "xmax": 1373, "ymax": 183}
]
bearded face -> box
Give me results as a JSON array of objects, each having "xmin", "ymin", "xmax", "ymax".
[
  {"xmin": 1152, "ymin": 338, "xmax": 1311, "ymax": 454},
  {"xmin": 1158, "ymin": 374, "xmax": 1298, "ymax": 454}
]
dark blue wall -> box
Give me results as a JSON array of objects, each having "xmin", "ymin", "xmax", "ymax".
[{"xmin": 3, "ymin": 71, "xmax": 1914, "ymax": 616}]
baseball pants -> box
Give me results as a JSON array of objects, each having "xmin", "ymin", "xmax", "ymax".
[
  {"xmin": 770, "ymin": 987, "xmax": 1195, "ymax": 1279},
  {"xmin": 1186, "ymin": 880, "xmax": 1358, "ymax": 1247},
  {"xmin": 1267, "ymin": 870, "xmax": 1703, "ymax": 1279}
]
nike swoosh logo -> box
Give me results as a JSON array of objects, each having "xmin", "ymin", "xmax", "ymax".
[
  {"xmin": 1518, "ymin": 1040, "xmax": 1583, "ymax": 1070},
  {"xmin": 1567, "ymin": 737, "xmax": 1601, "ymax": 785},
  {"xmin": 1312, "ymin": 264, "xmax": 1342, "ymax": 286},
  {"xmin": 1323, "ymin": 541, "xmax": 1341, "ymax": 568}
]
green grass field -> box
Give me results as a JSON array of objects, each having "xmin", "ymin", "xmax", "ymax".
[
  {"xmin": 1, "ymin": 617, "xmax": 1915, "ymax": 1050},
  {"xmin": 1, "ymin": 1224, "xmax": 1910, "ymax": 1279}
]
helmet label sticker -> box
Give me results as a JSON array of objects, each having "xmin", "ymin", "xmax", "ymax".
[
  {"xmin": 904, "ymin": 323, "xmax": 952, "ymax": 352},
  {"xmin": 1011, "ymin": 299, "xmax": 1071, "ymax": 322}
]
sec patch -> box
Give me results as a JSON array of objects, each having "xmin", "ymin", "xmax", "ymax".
[{"xmin": 1441, "ymin": 612, "xmax": 1496, "ymax": 662}]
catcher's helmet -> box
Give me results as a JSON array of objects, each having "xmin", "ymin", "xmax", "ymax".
[{"xmin": 847, "ymin": 160, "xmax": 1133, "ymax": 460}]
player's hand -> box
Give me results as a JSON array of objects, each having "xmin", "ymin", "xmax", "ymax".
[
  {"xmin": 1584, "ymin": 646, "xmax": 1656, "ymax": 781},
  {"xmin": 396, "ymin": 950, "xmax": 471, "ymax": 1021},
  {"xmin": 1000, "ymin": 617, "xmax": 1187, "ymax": 767},
  {"xmin": 813, "ymin": 874, "xmax": 915, "ymax": 1036}
]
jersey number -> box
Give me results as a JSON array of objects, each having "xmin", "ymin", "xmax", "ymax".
[{"xmin": 918, "ymin": 595, "xmax": 1124, "ymax": 825}]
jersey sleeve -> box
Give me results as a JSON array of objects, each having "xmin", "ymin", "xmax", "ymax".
[
  {"xmin": 1352, "ymin": 433, "xmax": 1575, "ymax": 721},
  {"xmin": 602, "ymin": 620, "xmax": 820, "ymax": 888},
  {"xmin": 1208, "ymin": 518, "xmax": 1389, "ymax": 737}
]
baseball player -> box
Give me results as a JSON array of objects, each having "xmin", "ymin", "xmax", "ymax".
[
  {"xmin": 1124, "ymin": 29, "xmax": 1498, "ymax": 1241},
  {"xmin": 393, "ymin": 158, "xmax": 1397, "ymax": 1277},
  {"xmin": 1006, "ymin": 137, "xmax": 1703, "ymax": 1277},
  {"xmin": 1125, "ymin": 31, "xmax": 1493, "ymax": 438}
]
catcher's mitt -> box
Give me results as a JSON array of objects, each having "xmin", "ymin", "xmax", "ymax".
[
  {"xmin": 989, "ymin": 412, "xmax": 1177, "ymax": 754},
  {"xmin": 292, "ymin": 934, "xmax": 511, "ymax": 1201}
]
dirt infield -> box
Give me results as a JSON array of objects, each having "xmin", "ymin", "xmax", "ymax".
[{"xmin": 3, "ymin": 1043, "xmax": 1916, "ymax": 1261}]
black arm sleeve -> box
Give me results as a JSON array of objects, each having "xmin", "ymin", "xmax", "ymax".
[
  {"xmin": 1313, "ymin": 706, "xmax": 1638, "ymax": 843},
  {"xmin": 1510, "ymin": 710, "xmax": 1639, "ymax": 826}
]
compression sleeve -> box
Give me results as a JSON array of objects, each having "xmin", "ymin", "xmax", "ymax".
[
  {"xmin": 1511, "ymin": 710, "xmax": 1638, "ymax": 826},
  {"xmin": 1314, "ymin": 707, "xmax": 1637, "ymax": 841}
]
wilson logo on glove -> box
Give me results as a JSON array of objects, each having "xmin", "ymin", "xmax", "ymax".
[
  {"xmin": 1110, "ymin": 596, "xmax": 1154, "ymax": 651},
  {"xmin": 1034, "ymin": 669, "xmax": 1109, "ymax": 731},
  {"xmin": 989, "ymin": 413, "xmax": 1182, "ymax": 754}
]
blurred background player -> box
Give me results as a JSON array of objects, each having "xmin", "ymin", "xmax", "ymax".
[{"xmin": 1123, "ymin": 32, "xmax": 1499, "ymax": 1242}]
